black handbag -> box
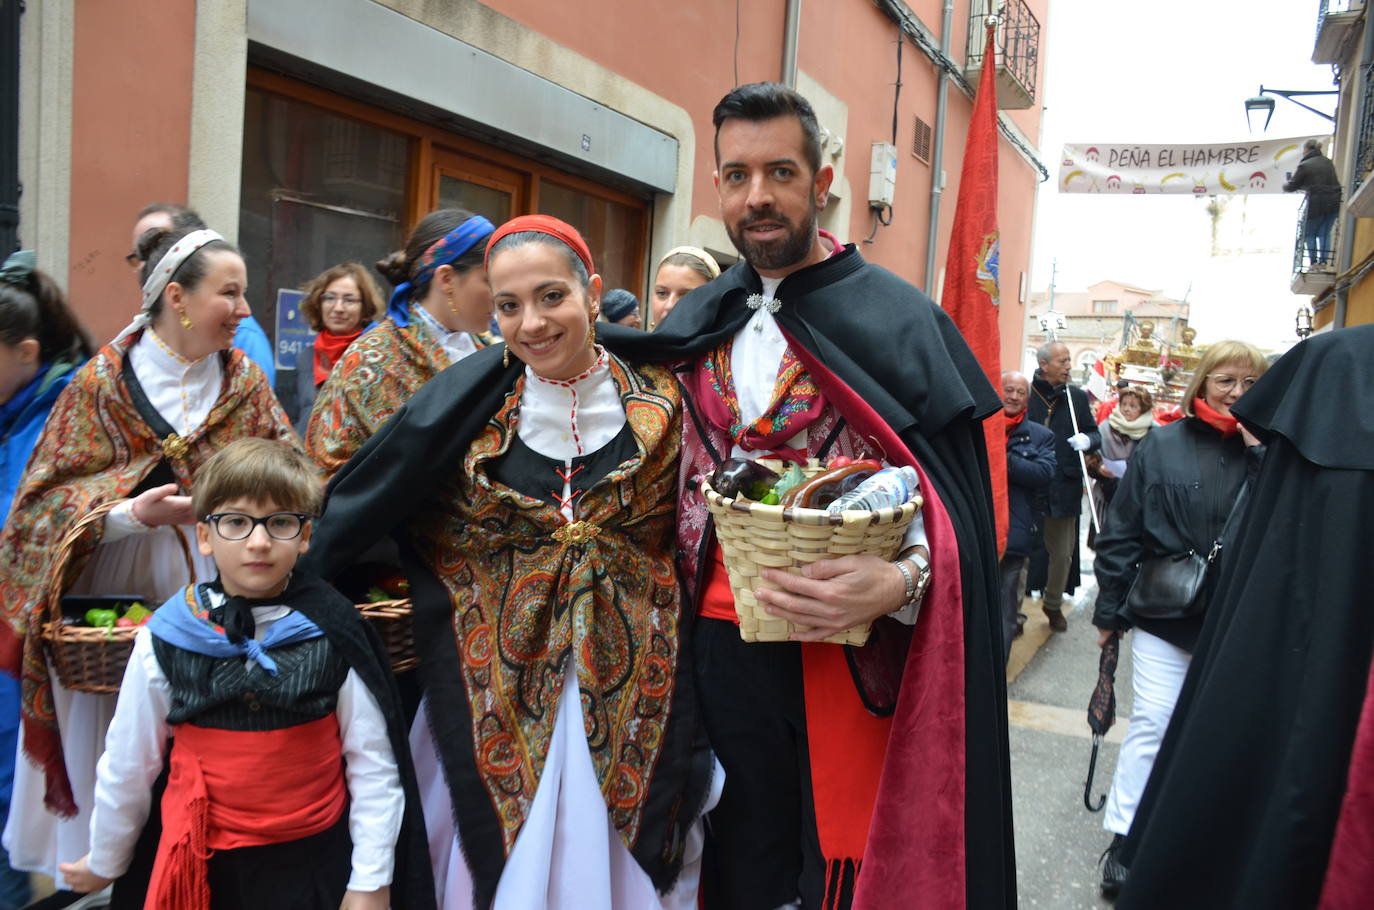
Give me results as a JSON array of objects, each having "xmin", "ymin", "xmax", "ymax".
[
  {"xmin": 1126, "ymin": 481, "xmax": 1249, "ymax": 621},
  {"xmin": 1125, "ymin": 549, "xmax": 1214, "ymax": 619}
]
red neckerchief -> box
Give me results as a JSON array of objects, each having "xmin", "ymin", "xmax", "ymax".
[
  {"xmin": 313, "ymin": 328, "xmax": 365, "ymax": 386},
  {"xmin": 1002, "ymin": 409, "xmax": 1026, "ymax": 431},
  {"xmin": 1192, "ymin": 397, "xmax": 1238, "ymax": 437},
  {"xmin": 692, "ymin": 231, "xmax": 840, "ymax": 463},
  {"xmin": 696, "ymin": 344, "xmax": 823, "ymax": 463}
]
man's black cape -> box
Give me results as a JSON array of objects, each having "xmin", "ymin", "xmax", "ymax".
[
  {"xmin": 306, "ymin": 243, "xmax": 1014, "ymax": 909},
  {"xmin": 110, "ymin": 571, "xmax": 436, "ymax": 910},
  {"xmin": 1118, "ymin": 324, "xmax": 1374, "ymax": 910}
]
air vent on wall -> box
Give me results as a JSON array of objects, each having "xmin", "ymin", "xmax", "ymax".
[{"xmin": 913, "ymin": 116, "xmax": 933, "ymax": 164}]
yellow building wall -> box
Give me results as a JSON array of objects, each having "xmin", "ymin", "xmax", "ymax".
[{"xmin": 1317, "ymin": 217, "xmax": 1374, "ymax": 330}]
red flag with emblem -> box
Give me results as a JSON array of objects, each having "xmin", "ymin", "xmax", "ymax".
[{"xmin": 942, "ymin": 21, "xmax": 1007, "ymax": 554}]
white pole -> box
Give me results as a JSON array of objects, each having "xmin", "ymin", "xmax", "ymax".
[{"xmin": 1065, "ymin": 386, "xmax": 1101, "ymax": 535}]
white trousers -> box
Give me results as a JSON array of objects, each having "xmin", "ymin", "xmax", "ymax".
[{"xmin": 1103, "ymin": 628, "xmax": 1191, "ymax": 836}]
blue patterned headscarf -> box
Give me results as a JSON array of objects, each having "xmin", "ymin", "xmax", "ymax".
[{"xmin": 387, "ymin": 215, "xmax": 494, "ymax": 326}]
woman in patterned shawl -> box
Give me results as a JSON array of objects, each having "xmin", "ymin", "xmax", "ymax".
[
  {"xmin": 0, "ymin": 226, "xmax": 298, "ymax": 891},
  {"xmin": 306, "ymin": 209, "xmax": 496, "ymax": 475},
  {"xmin": 306, "ymin": 216, "xmax": 717, "ymax": 910}
]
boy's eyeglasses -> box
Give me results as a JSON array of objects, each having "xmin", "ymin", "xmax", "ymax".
[
  {"xmin": 203, "ymin": 512, "xmax": 312, "ymax": 541},
  {"xmin": 1205, "ymin": 374, "xmax": 1259, "ymax": 393}
]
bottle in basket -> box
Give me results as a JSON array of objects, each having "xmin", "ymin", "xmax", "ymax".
[{"xmin": 826, "ymin": 466, "xmax": 919, "ymax": 513}]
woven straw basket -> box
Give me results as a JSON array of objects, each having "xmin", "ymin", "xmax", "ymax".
[
  {"xmin": 358, "ymin": 599, "xmax": 416, "ymax": 673},
  {"xmin": 702, "ymin": 460, "xmax": 921, "ymax": 645},
  {"xmin": 41, "ymin": 501, "xmax": 195, "ymax": 694},
  {"xmin": 39, "ymin": 500, "xmax": 419, "ymax": 692}
]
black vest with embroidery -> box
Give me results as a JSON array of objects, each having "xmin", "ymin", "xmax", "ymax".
[{"xmin": 151, "ymin": 633, "xmax": 349, "ymax": 732}]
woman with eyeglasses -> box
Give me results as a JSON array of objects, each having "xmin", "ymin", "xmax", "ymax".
[
  {"xmin": 0, "ymin": 225, "xmax": 299, "ymax": 904},
  {"xmin": 292, "ymin": 262, "xmax": 383, "ymax": 434},
  {"xmin": 1089, "ymin": 340, "xmax": 1269, "ymax": 897},
  {"xmin": 306, "ymin": 209, "xmax": 495, "ymax": 476}
]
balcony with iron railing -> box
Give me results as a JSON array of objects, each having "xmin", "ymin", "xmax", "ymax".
[
  {"xmin": 1313, "ymin": 0, "xmax": 1364, "ymax": 65},
  {"xmin": 1292, "ymin": 194, "xmax": 1341, "ymax": 294},
  {"xmin": 965, "ymin": 0, "xmax": 1041, "ymax": 110}
]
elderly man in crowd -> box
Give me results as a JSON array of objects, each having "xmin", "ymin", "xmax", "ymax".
[
  {"xmin": 1026, "ymin": 341, "xmax": 1098, "ymax": 632},
  {"xmin": 999, "ymin": 371, "xmax": 1056, "ymax": 661}
]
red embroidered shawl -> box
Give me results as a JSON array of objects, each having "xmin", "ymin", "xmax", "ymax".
[{"xmin": 0, "ymin": 334, "xmax": 299, "ymax": 816}]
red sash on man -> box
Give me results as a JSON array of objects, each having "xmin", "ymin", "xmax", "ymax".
[{"xmin": 145, "ymin": 715, "xmax": 347, "ymax": 910}]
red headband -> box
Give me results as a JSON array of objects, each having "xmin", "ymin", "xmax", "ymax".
[{"xmin": 485, "ymin": 214, "xmax": 595, "ymax": 276}]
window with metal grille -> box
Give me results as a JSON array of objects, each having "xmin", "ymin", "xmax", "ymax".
[{"xmin": 913, "ymin": 116, "xmax": 933, "ymax": 163}]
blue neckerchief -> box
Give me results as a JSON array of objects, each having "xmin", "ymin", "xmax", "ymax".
[
  {"xmin": 146, "ymin": 585, "xmax": 325, "ymax": 676},
  {"xmin": 386, "ymin": 215, "xmax": 494, "ymax": 326},
  {"xmin": 0, "ymin": 365, "xmax": 48, "ymax": 438}
]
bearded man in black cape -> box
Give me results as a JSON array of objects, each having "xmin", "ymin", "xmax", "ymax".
[
  {"xmin": 304, "ymin": 82, "xmax": 1012, "ymax": 910},
  {"xmin": 1117, "ymin": 324, "xmax": 1374, "ymax": 909},
  {"xmin": 657, "ymin": 82, "xmax": 1013, "ymax": 910}
]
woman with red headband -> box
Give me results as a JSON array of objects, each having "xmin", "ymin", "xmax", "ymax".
[
  {"xmin": 306, "ymin": 215, "xmax": 717, "ymax": 909},
  {"xmin": 306, "ymin": 209, "xmax": 495, "ymax": 475}
]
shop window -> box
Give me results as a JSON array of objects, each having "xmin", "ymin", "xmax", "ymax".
[
  {"xmin": 241, "ymin": 70, "xmax": 651, "ymax": 416},
  {"xmin": 239, "ymin": 86, "xmax": 408, "ymax": 409}
]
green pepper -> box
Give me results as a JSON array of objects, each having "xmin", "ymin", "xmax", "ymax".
[
  {"xmin": 83, "ymin": 608, "xmax": 117, "ymax": 628},
  {"xmin": 759, "ymin": 491, "xmax": 781, "ymax": 505}
]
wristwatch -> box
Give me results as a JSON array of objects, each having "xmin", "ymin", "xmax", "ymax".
[{"xmin": 893, "ymin": 547, "xmax": 932, "ymax": 610}]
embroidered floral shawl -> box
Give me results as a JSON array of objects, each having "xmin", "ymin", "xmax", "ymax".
[{"xmin": 306, "ymin": 314, "xmax": 461, "ymax": 475}]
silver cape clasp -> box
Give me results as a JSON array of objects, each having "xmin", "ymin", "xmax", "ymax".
[{"xmin": 745, "ymin": 293, "xmax": 781, "ymax": 315}]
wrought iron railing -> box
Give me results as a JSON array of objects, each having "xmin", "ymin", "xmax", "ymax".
[
  {"xmin": 966, "ymin": 0, "xmax": 1041, "ymax": 103},
  {"xmin": 1354, "ymin": 60, "xmax": 1374, "ymax": 194},
  {"xmin": 1292, "ymin": 194, "xmax": 1342, "ymax": 273}
]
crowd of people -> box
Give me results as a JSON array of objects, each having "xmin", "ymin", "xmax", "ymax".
[
  {"xmin": 0, "ymin": 82, "xmax": 1011, "ymax": 910},
  {"xmin": 1001, "ymin": 329, "xmax": 1374, "ymax": 909},
  {"xmin": 0, "ymin": 78, "xmax": 1369, "ymax": 910}
]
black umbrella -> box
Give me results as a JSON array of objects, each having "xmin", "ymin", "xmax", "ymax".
[{"xmin": 1084, "ymin": 631, "xmax": 1120, "ymax": 812}]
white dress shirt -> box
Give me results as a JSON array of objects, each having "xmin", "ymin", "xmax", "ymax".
[
  {"xmin": 413, "ymin": 303, "xmax": 480, "ymax": 365},
  {"xmin": 106, "ymin": 329, "xmax": 224, "ymax": 545},
  {"xmin": 86, "ymin": 598, "xmax": 402, "ymax": 893}
]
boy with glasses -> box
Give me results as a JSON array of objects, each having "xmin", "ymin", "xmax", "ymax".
[{"xmin": 58, "ymin": 438, "xmax": 433, "ymax": 910}]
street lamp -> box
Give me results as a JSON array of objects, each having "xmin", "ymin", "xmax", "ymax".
[
  {"xmin": 1245, "ymin": 86, "xmax": 1337, "ymax": 132},
  {"xmin": 1295, "ymin": 303, "xmax": 1314, "ymax": 339}
]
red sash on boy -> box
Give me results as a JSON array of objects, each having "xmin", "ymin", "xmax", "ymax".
[{"xmin": 145, "ymin": 715, "xmax": 347, "ymax": 910}]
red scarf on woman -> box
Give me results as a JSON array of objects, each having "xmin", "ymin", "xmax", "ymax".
[
  {"xmin": 1193, "ymin": 397, "xmax": 1238, "ymax": 437},
  {"xmin": 313, "ymin": 328, "xmax": 364, "ymax": 386}
]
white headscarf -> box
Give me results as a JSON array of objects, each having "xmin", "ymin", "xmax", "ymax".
[{"xmin": 114, "ymin": 228, "xmax": 225, "ymax": 345}]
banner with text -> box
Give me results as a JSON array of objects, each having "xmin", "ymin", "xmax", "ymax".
[{"xmin": 1058, "ymin": 136, "xmax": 1326, "ymax": 195}]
